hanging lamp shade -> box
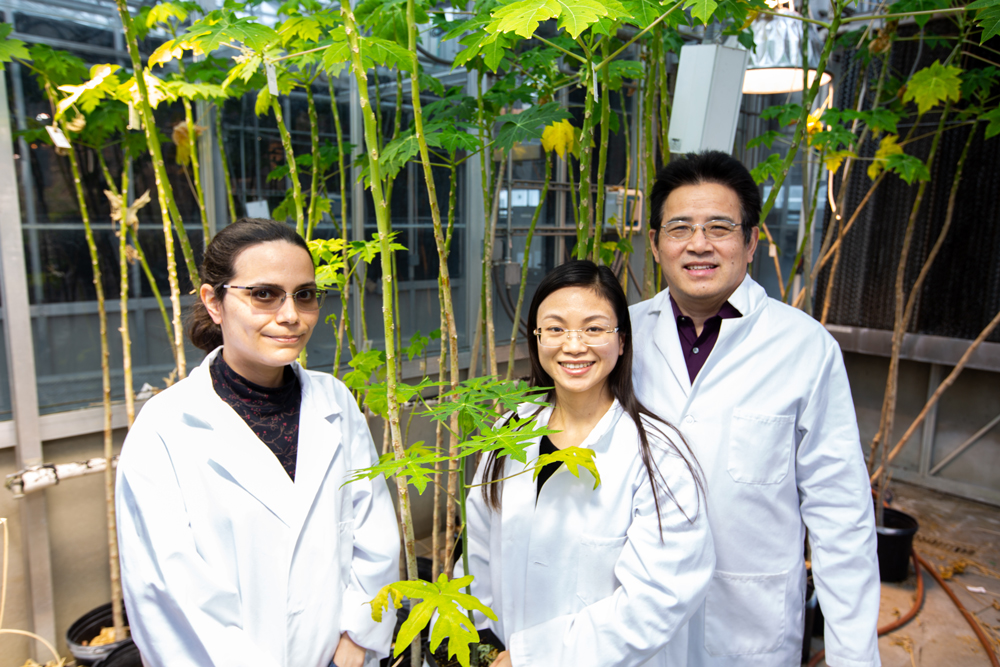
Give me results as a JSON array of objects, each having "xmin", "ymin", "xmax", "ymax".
[{"xmin": 742, "ymin": 8, "xmax": 832, "ymax": 94}]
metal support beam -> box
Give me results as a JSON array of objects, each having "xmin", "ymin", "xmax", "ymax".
[
  {"xmin": 929, "ymin": 411, "xmax": 1000, "ymax": 477},
  {"xmin": 349, "ymin": 73, "xmax": 366, "ymax": 353},
  {"xmin": 0, "ymin": 69, "xmax": 57, "ymax": 659}
]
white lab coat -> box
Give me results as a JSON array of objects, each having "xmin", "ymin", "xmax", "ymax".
[
  {"xmin": 630, "ymin": 276, "xmax": 880, "ymax": 667},
  {"xmin": 116, "ymin": 348, "xmax": 399, "ymax": 667},
  {"xmin": 465, "ymin": 399, "xmax": 715, "ymax": 667}
]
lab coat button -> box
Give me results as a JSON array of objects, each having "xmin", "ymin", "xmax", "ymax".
[
  {"xmin": 684, "ymin": 415, "xmax": 695, "ymax": 424},
  {"xmin": 692, "ymin": 347, "xmax": 700, "ymax": 354}
]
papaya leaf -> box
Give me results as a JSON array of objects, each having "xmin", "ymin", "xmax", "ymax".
[
  {"xmin": 684, "ymin": 0, "xmax": 719, "ymax": 24},
  {"xmin": 56, "ymin": 64, "xmax": 121, "ymax": 118},
  {"xmin": 278, "ymin": 15, "xmax": 323, "ymax": 44},
  {"xmin": 404, "ymin": 330, "xmax": 431, "ymax": 361},
  {"xmin": 342, "ymin": 349, "xmax": 387, "ymax": 391},
  {"xmin": 623, "ymin": 0, "xmax": 665, "ymax": 28},
  {"xmin": 746, "ymin": 130, "xmax": 781, "ymax": 150},
  {"xmin": 809, "ymin": 124, "xmax": 856, "ymax": 152},
  {"xmin": 424, "ymin": 377, "xmax": 549, "ymax": 436},
  {"xmin": 887, "ymin": 0, "xmax": 949, "ymax": 27},
  {"xmin": 760, "ymin": 102, "xmax": 802, "ymax": 127},
  {"xmin": 144, "ymin": 2, "xmax": 191, "ymax": 28},
  {"xmin": 885, "ymin": 152, "xmax": 930, "ymax": 184},
  {"xmin": 975, "ymin": 5, "xmax": 1000, "ymax": 42},
  {"xmin": 495, "ymin": 102, "xmax": 572, "ymax": 152},
  {"xmin": 749, "ymin": 152, "xmax": 785, "ymax": 185},
  {"xmin": 365, "ymin": 376, "xmax": 444, "ymax": 418},
  {"xmin": 458, "ymin": 419, "xmax": 560, "ymax": 463},
  {"xmin": 186, "ymin": 11, "xmax": 281, "ymax": 53},
  {"xmin": 167, "ymin": 80, "xmax": 229, "ymax": 100},
  {"xmin": 903, "ymin": 60, "xmax": 962, "ymax": 115},
  {"xmin": 370, "ymin": 575, "xmax": 498, "ymax": 667},
  {"xmin": 960, "ymin": 65, "xmax": 998, "ymax": 103},
  {"xmin": 532, "ymin": 446, "xmax": 601, "ymax": 488},
  {"xmin": 868, "ymin": 134, "xmax": 903, "ymax": 180},
  {"xmin": 487, "ymin": 0, "xmax": 562, "ymax": 39},
  {"xmin": 824, "ymin": 149, "xmax": 856, "ymax": 173},
  {"xmin": 0, "ymin": 23, "xmax": 30, "ymax": 70},
  {"xmin": 985, "ymin": 107, "xmax": 1000, "ymax": 140},
  {"xmin": 343, "ymin": 441, "xmax": 449, "ymax": 493}
]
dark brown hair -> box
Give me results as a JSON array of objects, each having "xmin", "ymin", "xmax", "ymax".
[
  {"xmin": 482, "ymin": 260, "xmax": 703, "ymax": 533},
  {"xmin": 187, "ymin": 218, "xmax": 311, "ymax": 353}
]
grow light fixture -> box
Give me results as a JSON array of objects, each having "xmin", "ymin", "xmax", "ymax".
[{"xmin": 742, "ymin": 1, "xmax": 832, "ymax": 94}]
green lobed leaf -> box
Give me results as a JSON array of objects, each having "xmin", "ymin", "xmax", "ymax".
[
  {"xmin": 746, "ymin": 130, "xmax": 781, "ymax": 150},
  {"xmin": 885, "ymin": 151, "xmax": 930, "ymax": 184},
  {"xmin": 984, "ymin": 107, "xmax": 1000, "ymax": 140},
  {"xmin": 494, "ymin": 102, "xmax": 572, "ymax": 152},
  {"xmin": 760, "ymin": 103, "xmax": 802, "ymax": 127},
  {"xmin": 487, "ymin": 0, "xmax": 562, "ymax": 39},
  {"xmin": 458, "ymin": 419, "xmax": 560, "ymax": 463},
  {"xmin": 0, "ymin": 23, "xmax": 30, "ymax": 70},
  {"xmin": 749, "ymin": 153, "xmax": 785, "ymax": 185},
  {"xmin": 903, "ymin": 60, "xmax": 962, "ymax": 115},
  {"xmin": 977, "ymin": 5, "xmax": 1000, "ymax": 42},
  {"xmin": 683, "ymin": 0, "xmax": 719, "ymax": 24}
]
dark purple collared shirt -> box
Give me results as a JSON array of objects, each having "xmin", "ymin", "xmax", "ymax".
[{"xmin": 670, "ymin": 295, "xmax": 742, "ymax": 382}]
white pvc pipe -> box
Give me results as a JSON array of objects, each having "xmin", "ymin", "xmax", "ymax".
[{"xmin": 4, "ymin": 457, "xmax": 117, "ymax": 498}]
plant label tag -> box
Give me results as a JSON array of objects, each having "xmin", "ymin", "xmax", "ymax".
[
  {"xmin": 266, "ymin": 63, "xmax": 278, "ymax": 96},
  {"xmin": 768, "ymin": 243, "xmax": 778, "ymax": 258},
  {"xmin": 45, "ymin": 125, "xmax": 71, "ymax": 149}
]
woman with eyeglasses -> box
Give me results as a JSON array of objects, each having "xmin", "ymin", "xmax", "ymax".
[
  {"xmin": 466, "ymin": 260, "xmax": 715, "ymax": 667},
  {"xmin": 115, "ymin": 219, "xmax": 399, "ymax": 667}
]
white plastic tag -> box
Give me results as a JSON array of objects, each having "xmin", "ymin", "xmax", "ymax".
[
  {"xmin": 45, "ymin": 125, "xmax": 71, "ymax": 149},
  {"xmin": 266, "ymin": 63, "xmax": 278, "ymax": 96},
  {"xmin": 768, "ymin": 243, "xmax": 778, "ymax": 258}
]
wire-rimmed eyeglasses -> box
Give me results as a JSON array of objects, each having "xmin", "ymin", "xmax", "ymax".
[
  {"xmin": 223, "ymin": 285, "xmax": 328, "ymax": 311},
  {"xmin": 534, "ymin": 326, "xmax": 620, "ymax": 347},
  {"xmin": 662, "ymin": 220, "xmax": 741, "ymax": 241}
]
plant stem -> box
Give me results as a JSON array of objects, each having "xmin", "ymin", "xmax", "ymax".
[
  {"xmin": 271, "ymin": 97, "xmax": 306, "ymax": 236},
  {"xmin": 342, "ymin": 5, "xmax": 419, "ymax": 665},
  {"xmin": 329, "ymin": 76, "xmax": 355, "ymax": 371},
  {"xmin": 178, "ymin": 62, "xmax": 210, "ymax": 245},
  {"xmin": 216, "ymin": 103, "xmax": 238, "ymax": 224},
  {"xmin": 118, "ymin": 163, "xmax": 135, "ymax": 429},
  {"xmin": 61, "ymin": 119, "xmax": 124, "ymax": 641},
  {"xmin": 592, "ymin": 39, "xmax": 611, "ymax": 264},
  {"xmin": 642, "ymin": 45, "xmax": 657, "ymax": 299},
  {"xmin": 114, "ymin": 0, "xmax": 188, "ymax": 377},
  {"xmin": 576, "ymin": 56, "xmax": 596, "ymax": 259},
  {"xmin": 306, "ymin": 84, "xmax": 322, "ymax": 241}
]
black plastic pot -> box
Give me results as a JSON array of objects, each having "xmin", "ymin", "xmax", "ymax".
[
  {"xmin": 66, "ymin": 602, "xmax": 130, "ymax": 666},
  {"xmin": 98, "ymin": 639, "xmax": 143, "ymax": 667},
  {"xmin": 876, "ymin": 508, "xmax": 919, "ymax": 582}
]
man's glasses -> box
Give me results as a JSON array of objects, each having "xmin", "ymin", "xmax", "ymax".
[
  {"xmin": 662, "ymin": 220, "xmax": 741, "ymax": 241},
  {"xmin": 223, "ymin": 285, "xmax": 328, "ymax": 311}
]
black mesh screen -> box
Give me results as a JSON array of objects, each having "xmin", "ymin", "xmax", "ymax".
[{"xmin": 815, "ymin": 21, "xmax": 1000, "ymax": 342}]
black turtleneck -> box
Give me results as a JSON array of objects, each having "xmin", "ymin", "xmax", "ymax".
[{"xmin": 210, "ymin": 354, "xmax": 301, "ymax": 481}]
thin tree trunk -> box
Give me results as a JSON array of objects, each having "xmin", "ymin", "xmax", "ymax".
[
  {"xmin": 576, "ymin": 58, "xmax": 597, "ymax": 259},
  {"xmin": 872, "ymin": 105, "xmax": 949, "ymax": 523},
  {"xmin": 507, "ymin": 156, "xmax": 550, "ymax": 379},
  {"xmin": 328, "ymin": 76, "xmax": 356, "ymax": 371},
  {"xmin": 215, "ymin": 105, "xmax": 238, "ymax": 224},
  {"xmin": 483, "ymin": 161, "xmax": 505, "ymax": 378},
  {"xmin": 306, "ymin": 85, "xmax": 322, "ymax": 241},
  {"xmin": 592, "ymin": 40, "xmax": 611, "ymax": 263},
  {"xmin": 114, "ymin": 0, "xmax": 188, "ymax": 377},
  {"xmin": 62, "ymin": 123, "xmax": 124, "ymax": 640},
  {"xmin": 641, "ymin": 48, "xmax": 657, "ymax": 299},
  {"xmin": 271, "ymin": 98, "xmax": 306, "ymax": 236},
  {"xmin": 342, "ymin": 5, "xmax": 419, "ymax": 665},
  {"xmin": 179, "ymin": 86, "xmax": 210, "ymax": 245},
  {"xmin": 117, "ymin": 164, "xmax": 136, "ymax": 429},
  {"xmin": 619, "ymin": 90, "xmax": 633, "ymax": 293}
]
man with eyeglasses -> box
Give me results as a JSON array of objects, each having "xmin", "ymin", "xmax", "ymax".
[{"xmin": 629, "ymin": 151, "xmax": 880, "ymax": 667}]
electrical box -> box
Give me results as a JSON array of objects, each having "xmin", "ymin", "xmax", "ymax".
[{"xmin": 667, "ymin": 44, "xmax": 749, "ymax": 155}]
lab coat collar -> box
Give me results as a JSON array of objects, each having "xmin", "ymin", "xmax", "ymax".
[
  {"xmin": 181, "ymin": 348, "xmax": 346, "ymax": 532},
  {"xmin": 649, "ymin": 289, "xmax": 693, "ymax": 394}
]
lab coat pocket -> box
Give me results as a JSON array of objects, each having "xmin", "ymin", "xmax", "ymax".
[
  {"xmin": 338, "ymin": 519, "xmax": 354, "ymax": 584},
  {"xmin": 576, "ymin": 534, "xmax": 627, "ymax": 606},
  {"xmin": 704, "ymin": 570, "xmax": 787, "ymax": 656},
  {"xmin": 727, "ymin": 410, "xmax": 794, "ymax": 484}
]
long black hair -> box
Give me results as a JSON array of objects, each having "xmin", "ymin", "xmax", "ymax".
[
  {"xmin": 188, "ymin": 218, "xmax": 311, "ymax": 352},
  {"xmin": 482, "ymin": 260, "xmax": 703, "ymax": 532}
]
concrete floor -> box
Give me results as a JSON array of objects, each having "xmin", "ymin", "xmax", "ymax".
[{"xmin": 809, "ymin": 480, "xmax": 1000, "ymax": 666}]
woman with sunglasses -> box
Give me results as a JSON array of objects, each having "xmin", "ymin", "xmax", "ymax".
[
  {"xmin": 467, "ymin": 260, "xmax": 715, "ymax": 667},
  {"xmin": 115, "ymin": 219, "xmax": 399, "ymax": 667}
]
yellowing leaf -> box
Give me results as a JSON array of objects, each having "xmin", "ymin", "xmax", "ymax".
[
  {"xmin": 532, "ymin": 446, "xmax": 601, "ymax": 488},
  {"xmin": 903, "ymin": 60, "xmax": 962, "ymax": 115},
  {"xmin": 172, "ymin": 121, "xmax": 206, "ymax": 166},
  {"xmin": 868, "ymin": 134, "xmax": 903, "ymax": 180},
  {"xmin": 824, "ymin": 149, "xmax": 856, "ymax": 173},
  {"xmin": 541, "ymin": 119, "xmax": 577, "ymax": 158},
  {"xmin": 148, "ymin": 39, "xmax": 190, "ymax": 68},
  {"xmin": 369, "ymin": 575, "xmax": 499, "ymax": 667},
  {"xmin": 55, "ymin": 64, "xmax": 119, "ymax": 119}
]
